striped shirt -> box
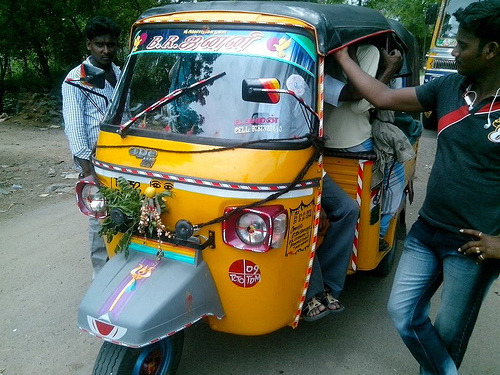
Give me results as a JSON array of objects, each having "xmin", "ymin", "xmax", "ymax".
[{"xmin": 62, "ymin": 57, "xmax": 121, "ymax": 164}]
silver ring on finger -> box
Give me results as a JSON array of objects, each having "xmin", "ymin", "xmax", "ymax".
[
  {"xmin": 478, "ymin": 231, "xmax": 482, "ymax": 238},
  {"xmin": 478, "ymin": 254, "xmax": 485, "ymax": 261}
]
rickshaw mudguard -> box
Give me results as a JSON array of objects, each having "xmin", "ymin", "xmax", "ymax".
[{"xmin": 77, "ymin": 250, "xmax": 224, "ymax": 348}]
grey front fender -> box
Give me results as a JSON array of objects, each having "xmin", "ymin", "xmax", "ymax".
[{"xmin": 77, "ymin": 250, "xmax": 224, "ymax": 347}]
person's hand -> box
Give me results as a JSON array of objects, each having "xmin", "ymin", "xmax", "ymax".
[
  {"xmin": 380, "ymin": 48, "xmax": 403, "ymax": 78},
  {"xmin": 347, "ymin": 45, "xmax": 359, "ymax": 64},
  {"xmin": 458, "ymin": 229, "xmax": 500, "ymax": 264},
  {"xmin": 332, "ymin": 46, "xmax": 350, "ymax": 64},
  {"xmin": 318, "ymin": 208, "xmax": 328, "ymax": 233}
]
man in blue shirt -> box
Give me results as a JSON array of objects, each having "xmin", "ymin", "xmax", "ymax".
[
  {"xmin": 62, "ymin": 17, "xmax": 121, "ymax": 278},
  {"xmin": 334, "ymin": 1, "xmax": 500, "ymax": 374}
]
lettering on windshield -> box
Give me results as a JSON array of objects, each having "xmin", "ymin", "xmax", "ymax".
[
  {"xmin": 131, "ymin": 28, "xmax": 316, "ymax": 75},
  {"xmin": 144, "ymin": 31, "xmax": 264, "ymax": 53},
  {"xmin": 233, "ymin": 116, "xmax": 283, "ymax": 135}
]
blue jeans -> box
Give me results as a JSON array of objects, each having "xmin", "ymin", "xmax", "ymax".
[
  {"xmin": 307, "ymin": 174, "xmax": 359, "ymax": 300},
  {"xmin": 387, "ymin": 218, "xmax": 499, "ymax": 374},
  {"xmin": 343, "ymin": 138, "xmax": 405, "ymax": 237},
  {"xmin": 89, "ymin": 217, "xmax": 108, "ymax": 278}
]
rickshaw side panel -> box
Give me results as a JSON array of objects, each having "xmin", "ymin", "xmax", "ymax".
[
  {"xmin": 323, "ymin": 143, "xmax": 418, "ymax": 272},
  {"xmin": 323, "ymin": 156, "xmax": 383, "ymax": 272}
]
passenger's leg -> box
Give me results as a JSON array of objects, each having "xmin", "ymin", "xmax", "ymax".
[
  {"xmin": 316, "ymin": 174, "xmax": 359, "ymax": 299},
  {"xmin": 302, "ymin": 256, "xmax": 328, "ymax": 319},
  {"xmin": 305, "ymin": 255, "xmax": 324, "ymax": 301},
  {"xmin": 380, "ymin": 161, "xmax": 405, "ymax": 237}
]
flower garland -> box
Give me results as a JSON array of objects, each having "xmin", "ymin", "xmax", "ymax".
[{"xmin": 99, "ymin": 177, "xmax": 172, "ymax": 257}]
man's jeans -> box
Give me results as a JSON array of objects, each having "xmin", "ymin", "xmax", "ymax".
[
  {"xmin": 387, "ymin": 218, "xmax": 499, "ymax": 374},
  {"xmin": 89, "ymin": 217, "xmax": 108, "ymax": 278}
]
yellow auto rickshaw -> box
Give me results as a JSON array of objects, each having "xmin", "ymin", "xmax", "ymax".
[{"xmin": 70, "ymin": 2, "xmax": 421, "ymax": 373}]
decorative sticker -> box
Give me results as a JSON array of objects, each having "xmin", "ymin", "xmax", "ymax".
[
  {"xmin": 267, "ymin": 36, "xmax": 292, "ymax": 58},
  {"xmin": 436, "ymin": 38, "xmax": 457, "ymax": 48},
  {"xmin": 228, "ymin": 259, "xmax": 261, "ymax": 288},
  {"xmin": 132, "ymin": 29, "xmax": 316, "ymax": 75},
  {"xmin": 285, "ymin": 200, "xmax": 314, "ymax": 256},
  {"xmin": 98, "ymin": 258, "xmax": 157, "ymax": 320},
  {"xmin": 286, "ymin": 74, "xmax": 307, "ymax": 97}
]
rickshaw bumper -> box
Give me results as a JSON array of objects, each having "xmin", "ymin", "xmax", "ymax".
[{"xmin": 77, "ymin": 249, "xmax": 224, "ymax": 347}]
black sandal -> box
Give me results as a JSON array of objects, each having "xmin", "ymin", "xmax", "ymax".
[{"xmin": 302, "ymin": 296, "xmax": 329, "ymax": 322}]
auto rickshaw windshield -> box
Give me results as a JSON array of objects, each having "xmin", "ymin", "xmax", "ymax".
[{"xmin": 103, "ymin": 25, "xmax": 317, "ymax": 144}]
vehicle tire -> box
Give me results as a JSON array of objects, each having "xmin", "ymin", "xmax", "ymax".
[
  {"xmin": 92, "ymin": 331, "xmax": 184, "ymax": 375},
  {"xmin": 373, "ymin": 219, "xmax": 406, "ymax": 277}
]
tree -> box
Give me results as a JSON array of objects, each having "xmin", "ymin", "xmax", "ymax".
[
  {"xmin": 0, "ymin": 0, "xmax": 168, "ymax": 111},
  {"xmin": 365, "ymin": 0, "xmax": 440, "ymax": 58}
]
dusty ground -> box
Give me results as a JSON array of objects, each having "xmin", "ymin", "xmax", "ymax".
[
  {"xmin": 0, "ymin": 119, "xmax": 498, "ymax": 375},
  {"xmin": 0, "ymin": 117, "xmax": 76, "ymax": 220}
]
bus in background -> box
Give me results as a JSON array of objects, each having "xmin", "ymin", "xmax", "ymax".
[{"xmin": 422, "ymin": 0, "xmax": 476, "ymax": 129}]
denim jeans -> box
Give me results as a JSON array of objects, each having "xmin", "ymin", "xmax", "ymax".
[
  {"xmin": 387, "ymin": 218, "xmax": 499, "ymax": 374},
  {"xmin": 89, "ymin": 217, "xmax": 108, "ymax": 278},
  {"xmin": 307, "ymin": 174, "xmax": 359, "ymax": 300},
  {"xmin": 340, "ymin": 138, "xmax": 406, "ymax": 237}
]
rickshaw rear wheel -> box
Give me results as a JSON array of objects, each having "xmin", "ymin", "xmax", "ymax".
[
  {"xmin": 373, "ymin": 218, "xmax": 406, "ymax": 277},
  {"xmin": 92, "ymin": 331, "xmax": 184, "ymax": 375}
]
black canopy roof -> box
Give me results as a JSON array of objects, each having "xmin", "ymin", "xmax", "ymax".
[{"xmin": 138, "ymin": 1, "xmax": 401, "ymax": 55}]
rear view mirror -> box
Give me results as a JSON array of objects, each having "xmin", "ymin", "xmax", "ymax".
[
  {"xmin": 242, "ymin": 79, "xmax": 281, "ymax": 104},
  {"xmin": 78, "ymin": 63, "xmax": 106, "ymax": 89},
  {"xmin": 63, "ymin": 62, "xmax": 109, "ymax": 109},
  {"xmin": 64, "ymin": 63, "xmax": 106, "ymax": 89}
]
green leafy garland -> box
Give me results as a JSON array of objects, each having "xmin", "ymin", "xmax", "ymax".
[{"xmin": 98, "ymin": 177, "xmax": 172, "ymax": 257}]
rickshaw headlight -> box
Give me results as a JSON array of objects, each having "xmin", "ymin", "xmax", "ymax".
[
  {"xmin": 75, "ymin": 177, "xmax": 107, "ymax": 219},
  {"xmin": 237, "ymin": 213, "xmax": 268, "ymax": 245},
  {"xmin": 222, "ymin": 206, "xmax": 287, "ymax": 252}
]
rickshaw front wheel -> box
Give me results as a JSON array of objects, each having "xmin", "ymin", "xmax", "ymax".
[{"xmin": 92, "ymin": 331, "xmax": 184, "ymax": 375}]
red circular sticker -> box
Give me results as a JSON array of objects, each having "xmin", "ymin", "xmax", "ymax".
[{"xmin": 228, "ymin": 259, "xmax": 261, "ymax": 288}]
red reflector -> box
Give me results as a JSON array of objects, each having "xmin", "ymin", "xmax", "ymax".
[{"xmin": 95, "ymin": 320, "xmax": 115, "ymax": 336}]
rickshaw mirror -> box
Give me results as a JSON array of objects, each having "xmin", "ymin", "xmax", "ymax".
[
  {"xmin": 242, "ymin": 79, "xmax": 281, "ymax": 104},
  {"xmin": 77, "ymin": 63, "xmax": 106, "ymax": 89}
]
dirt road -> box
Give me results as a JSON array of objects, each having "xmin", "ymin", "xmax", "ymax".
[
  {"xmin": 0, "ymin": 122, "xmax": 498, "ymax": 374},
  {"xmin": 0, "ymin": 118, "xmax": 76, "ymax": 221}
]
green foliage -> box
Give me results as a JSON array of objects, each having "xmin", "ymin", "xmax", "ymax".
[
  {"xmin": 0, "ymin": 0, "xmax": 167, "ymax": 93},
  {"xmin": 99, "ymin": 177, "xmax": 172, "ymax": 257},
  {"xmin": 1, "ymin": 0, "xmax": 441, "ymax": 111},
  {"xmin": 365, "ymin": 0, "xmax": 441, "ymax": 57}
]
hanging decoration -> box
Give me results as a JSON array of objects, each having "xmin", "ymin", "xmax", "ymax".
[{"xmin": 99, "ymin": 177, "xmax": 172, "ymax": 258}]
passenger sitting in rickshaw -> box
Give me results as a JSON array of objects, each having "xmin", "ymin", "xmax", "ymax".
[
  {"xmin": 325, "ymin": 43, "xmax": 412, "ymax": 247},
  {"xmin": 302, "ymin": 44, "xmax": 404, "ymax": 321}
]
